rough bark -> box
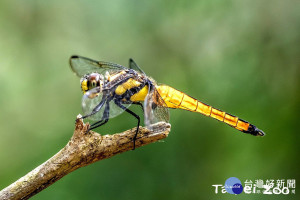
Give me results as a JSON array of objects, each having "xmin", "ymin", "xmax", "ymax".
[{"xmin": 0, "ymin": 115, "xmax": 171, "ymax": 200}]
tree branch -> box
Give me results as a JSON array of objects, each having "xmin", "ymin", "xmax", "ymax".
[{"xmin": 0, "ymin": 115, "xmax": 171, "ymax": 200}]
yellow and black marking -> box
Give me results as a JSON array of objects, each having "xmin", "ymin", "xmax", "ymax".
[
  {"xmin": 81, "ymin": 79, "xmax": 88, "ymax": 93},
  {"xmin": 80, "ymin": 70, "xmax": 150, "ymax": 150},
  {"xmin": 115, "ymin": 78, "xmax": 141, "ymax": 95},
  {"xmin": 156, "ymin": 85, "xmax": 264, "ymax": 136},
  {"xmin": 114, "ymin": 77, "xmax": 149, "ymax": 103}
]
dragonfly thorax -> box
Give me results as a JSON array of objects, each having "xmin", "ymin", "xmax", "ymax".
[{"xmin": 80, "ymin": 73, "xmax": 104, "ymax": 94}]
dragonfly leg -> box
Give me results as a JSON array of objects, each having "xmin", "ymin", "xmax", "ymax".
[
  {"xmin": 115, "ymin": 100, "xmax": 140, "ymax": 150},
  {"xmin": 132, "ymin": 102, "xmax": 144, "ymax": 112},
  {"xmin": 87, "ymin": 119, "xmax": 109, "ymax": 134},
  {"xmin": 81, "ymin": 96, "xmax": 107, "ymax": 120},
  {"xmin": 87, "ymin": 101, "xmax": 110, "ymax": 133}
]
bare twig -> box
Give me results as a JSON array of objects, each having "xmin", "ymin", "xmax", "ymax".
[{"xmin": 0, "ymin": 115, "xmax": 171, "ymax": 200}]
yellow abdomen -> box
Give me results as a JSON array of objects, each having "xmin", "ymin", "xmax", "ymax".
[{"xmin": 156, "ymin": 85, "xmax": 263, "ymax": 135}]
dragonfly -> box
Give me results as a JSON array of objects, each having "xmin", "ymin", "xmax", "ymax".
[{"xmin": 70, "ymin": 55, "xmax": 265, "ymax": 149}]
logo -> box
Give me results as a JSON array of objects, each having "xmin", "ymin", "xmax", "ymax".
[
  {"xmin": 212, "ymin": 178, "xmax": 296, "ymax": 195},
  {"xmin": 224, "ymin": 177, "xmax": 243, "ymax": 194}
]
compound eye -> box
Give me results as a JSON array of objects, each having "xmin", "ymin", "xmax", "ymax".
[
  {"xmin": 89, "ymin": 80, "xmax": 97, "ymax": 89},
  {"xmin": 92, "ymin": 80, "xmax": 97, "ymax": 87}
]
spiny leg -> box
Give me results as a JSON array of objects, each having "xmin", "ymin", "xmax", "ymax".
[
  {"xmin": 88, "ymin": 119, "xmax": 109, "ymax": 133},
  {"xmin": 89, "ymin": 119, "xmax": 105, "ymax": 130},
  {"xmin": 115, "ymin": 100, "xmax": 140, "ymax": 150},
  {"xmin": 81, "ymin": 95, "xmax": 107, "ymax": 120},
  {"xmin": 87, "ymin": 101, "xmax": 110, "ymax": 133},
  {"xmin": 132, "ymin": 102, "xmax": 144, "ymax": 112}
]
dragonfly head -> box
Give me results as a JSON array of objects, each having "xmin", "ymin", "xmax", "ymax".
[{"xmin": 80, "ymin": 73, "xmax": 104, "ymax": 94}]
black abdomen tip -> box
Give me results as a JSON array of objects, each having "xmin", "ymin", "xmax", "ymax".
[{"xmin": 244, "ymin": 124, "xmax": 265, "ymax": 136}]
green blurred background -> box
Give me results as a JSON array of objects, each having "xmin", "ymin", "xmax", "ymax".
[{"xmin": 0, "ymin": 0, "xmax": 299, "ymax": 199}]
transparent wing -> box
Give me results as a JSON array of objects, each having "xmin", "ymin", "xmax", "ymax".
[
  {"xmin": 109, "ymin": 94, "xmax": 132, "ymax": 119},
  {"xmin": 128, "ymin": 59, "xmax": 169, "ymax": 126},
  {"xmin": 82, "ymin": 87, "xmax": 105, "ymax": 121},
  {"xmin": 129, "ymin": 58, "xmax": 146, "ymax": 75},
  {"xmin": 82, "ymin": 87, "xmax": 131, "ymax": 121},
  {"xmin": 70, "ymin": 55, "xmax": 127, "ymax": 77},
  {"xmin": 144, "ymin": 87, "xmax": 170, "ymax": 129}
]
